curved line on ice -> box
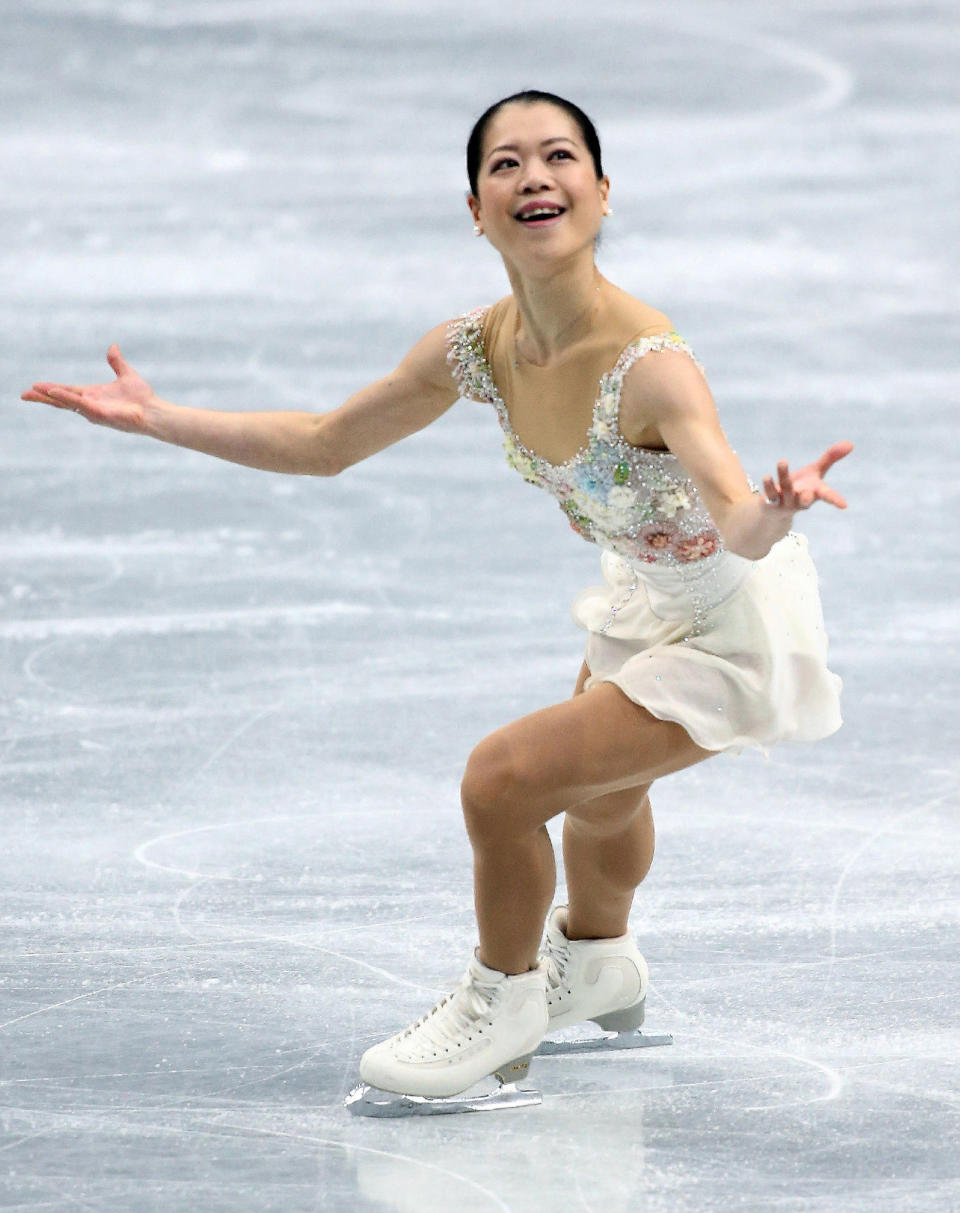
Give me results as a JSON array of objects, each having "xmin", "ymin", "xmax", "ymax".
[
  {"xmin": 133, "ymin": 814, "xmax": 292, "ymax": 881},
  {"xmin": 825, "ymin": 786, "xmax": 953, "ymax": 981},
  {"xmin": 646, "ymin": 983, "xmax": 846, "ymax": 1108},
  {"xmin": 646, "ymin": 13, "xmax": 854, "ymax": 118}
]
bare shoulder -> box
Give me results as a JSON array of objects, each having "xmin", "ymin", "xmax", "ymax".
[
  {"xmin": 625, "ymin": 342, "xmax": 710, "ymax": 400},
  {"xmin": 396, "ymin": 316, "xmax": 466, "ymax": 394},
  {"xmin": 405, "ymin": 299, "xmax": 514, "ymax": 389},
  {"xmin": 619, "ymin": 336, "xmax": 717, "ymax": 448}
]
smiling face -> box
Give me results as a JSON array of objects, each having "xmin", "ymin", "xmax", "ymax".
[{"xmin": 468, "ymin": 101, "xmax": 610, "ymax": 270}]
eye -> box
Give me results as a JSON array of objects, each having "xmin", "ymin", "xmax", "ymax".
[
  {"xmin": 490, "ymin": 156, "xmax": 518, "ymax": 172},
  {"xmin": 549, "ymin": 148, "xmax": 574, "ymax": 160}
]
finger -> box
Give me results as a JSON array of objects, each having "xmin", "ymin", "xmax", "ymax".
[
  {"xmin": 30, "ymin": 381, "xmax": 71, "ymax": 394},
  {"xmin": 817, "ymin": 440, "xmax": 854, "ymax": 475},
  {"xmin": 44, "ymin": 386, "xmax": 88, "ymax": 410},
  {"xmin": 21, "ymin": 389, "xmax": 76, "ymax": 410},
  {"xmin": 777, "ymin": 461, "xmax": 797, "ymax": 508},
  {"xmin": 38, "ymin": 382, "xmax": 86, "ymax": 396},
  {"xmin": 107, "ymin": 344, "xmax": 131, "ymax": 377},
  {"xmin": 23, "ymin": 384, "xmax": 64, "ymax": 403},
  {"xmin": 815, "ymin": 486, "xmax": 848, "ymax": 509},
  {"xmin": 762, "ymin": 474, "xmax": 780, "ymax": 504}
]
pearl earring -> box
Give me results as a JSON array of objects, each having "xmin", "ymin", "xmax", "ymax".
[
  {"xmin": 473, "ymin": 224, "xmax": 483, "ymax": 236},
  {"xmin": 604, "ymin": 206, "xmax": 613, "ymax": 216}
]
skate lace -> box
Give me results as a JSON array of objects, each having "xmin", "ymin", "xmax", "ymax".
[
  {"xmin": 399, "ymin": 971, "xmax": 502, "ymax": 1055},
  {"xmin": 542, "ymin": 936, "xmax": 571, "ymax": 993}
]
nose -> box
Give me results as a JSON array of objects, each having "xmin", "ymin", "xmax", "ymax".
[{"xmin": 517, "ymin": 159, "xmax": 554, "ymax": 194}]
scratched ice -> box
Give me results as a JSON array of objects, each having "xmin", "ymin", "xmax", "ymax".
[{"xmin": 2, "ymin": 1, "xmax": 958, "ymax": 1210}]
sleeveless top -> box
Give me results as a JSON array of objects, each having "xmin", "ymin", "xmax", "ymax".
[{"xmin": 446, "ymin": 302, "xmax": 758, "ymax": 634}]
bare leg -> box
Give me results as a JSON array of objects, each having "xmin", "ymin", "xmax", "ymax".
[
  {"xmin": 561, "ymin": 661, "xmax": 654, "ymax": 940},
  {"xmin": 470, "ymin": 825, "xmax": 556, "ymax": 977},
  {"xmin": 562, "ymin": 787, "xmax": 653, "ymax": 941},
  {"xmin": 461, "ymin": 674, "xmax": 714, "ymax": 975}
]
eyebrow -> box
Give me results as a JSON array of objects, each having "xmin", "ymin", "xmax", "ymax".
[{"xmin": 486, "ymin": 136, "xmax": 577, "ymax": 157}]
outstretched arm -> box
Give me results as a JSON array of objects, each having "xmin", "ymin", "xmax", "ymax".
[
  {"xmin": 20, "ymin": 321, "xmax": 460, "ymax": 476},
  {"xmin": 621, "ymin": 350, "xmax": 853, "ymax": 560}
]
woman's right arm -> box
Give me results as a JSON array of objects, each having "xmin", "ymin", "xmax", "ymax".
[{"xmin": 20, "ymin": 320, "xmax": 460, "ymax": 477}]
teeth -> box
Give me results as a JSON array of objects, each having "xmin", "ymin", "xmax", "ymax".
[{"xmin": 520, "ymin": 207, "xmax": 562, "ymax": 220}]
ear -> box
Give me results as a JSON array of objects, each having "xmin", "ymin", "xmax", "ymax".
[
  {"xmin": 599, "ymin": 175, "xmax": 611, "ymax": 211},
  {"xmin": 467, "ymin": 194, "xmax": 481, "ymax": 223}
]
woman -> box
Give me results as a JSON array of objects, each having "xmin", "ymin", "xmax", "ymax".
[{"xmin": 22, "ymin": 90, "xmax": 851, "ymax": 1113}]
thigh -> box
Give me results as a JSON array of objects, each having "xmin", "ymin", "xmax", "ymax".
[{"xmin": 466, "ymin": 678, "xmax": 715, "ymax": 833}]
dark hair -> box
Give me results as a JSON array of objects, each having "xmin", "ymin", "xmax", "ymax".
[{"xmin": 466, "ymin": 90, "xmax": 604, "ymax": 195}]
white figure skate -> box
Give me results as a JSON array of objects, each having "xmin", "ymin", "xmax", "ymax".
[
  {"xmin": 346, "ymin": 952, "xmax": 549, "ymax": 1116},
  {"xmin": 535, "ymin": 905, "xmax": 673, "ymax": 1057}
]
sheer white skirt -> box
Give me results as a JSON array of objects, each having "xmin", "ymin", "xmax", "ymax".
[{"xmin": 571, "ymin": 534, "xmax": 843, "ymax": 756}]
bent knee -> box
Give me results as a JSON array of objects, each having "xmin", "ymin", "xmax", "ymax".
[{"xmin": 461, "ymin": 734, "xmax": 535, "ymax": 842}]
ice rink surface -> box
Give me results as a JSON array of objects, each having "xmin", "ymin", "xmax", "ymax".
[{"xmin": 2, "ymin": 1, "xmax": 958, "ymax": 1209}]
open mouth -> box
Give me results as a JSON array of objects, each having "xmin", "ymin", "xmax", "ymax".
[{"xmin": 515, "ymin": 206, "xmax": 566, "ymax": 224}]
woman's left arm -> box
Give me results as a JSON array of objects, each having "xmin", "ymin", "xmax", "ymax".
[{"xmin": 621, "ymin": 349, "xmax": 853, "ymax": 561}]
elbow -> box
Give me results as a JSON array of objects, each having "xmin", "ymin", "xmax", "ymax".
[
  {"xmin": 291, "ymin": 450, "xmax": 341, "ymax": 477},
  {"xmin": 312, "ymin": 453, "xmax": 343, "ymax": 477},
  {"xmin": 305, "ymin": 415, "xmax": 345, "ymax": 477}
]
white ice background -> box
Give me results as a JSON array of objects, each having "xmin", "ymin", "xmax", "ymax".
[{"xmin": 2, "ymin": 2, "xmax": 959, "ymax": 1210}]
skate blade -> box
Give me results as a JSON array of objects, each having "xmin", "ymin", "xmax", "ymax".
[
  {"xmin": 345, "ymin": 1081, "xmax": 542, "ymax": 1117},
  {"xmin": 536, "ymin": 1029, "xmax": 673, "ymax": 1057}
]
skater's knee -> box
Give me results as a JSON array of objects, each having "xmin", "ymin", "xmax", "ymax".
[{"xmin": 461, "ymin": 734, "xmax": 532, "ymax": 843}]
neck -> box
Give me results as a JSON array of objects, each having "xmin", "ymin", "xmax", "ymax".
[{"xmin": 505, "ymin": 255, "xmax": 605, "ymax": 366}]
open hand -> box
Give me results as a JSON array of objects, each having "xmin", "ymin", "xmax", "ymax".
[
  {"xmin": 21, "ymin": 346, "xmax": 156, "ymax": 434},
  {"xmin": 763, "ymin": 441, "xmax": 854, "ymax": 512}
]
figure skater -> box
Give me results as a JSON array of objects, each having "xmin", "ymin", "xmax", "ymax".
[{"xmin": 21, "ymin": 90, "xmax": 852, "ymax": 1115}]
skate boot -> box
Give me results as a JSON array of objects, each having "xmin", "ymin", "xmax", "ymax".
[
  {"xmin": 535, "ymin": 905, "xmax": 672, "ymax": 1057},
  {"xmin": 346, "ymin": 951, "xmax": 549, "ymax": 1116}
]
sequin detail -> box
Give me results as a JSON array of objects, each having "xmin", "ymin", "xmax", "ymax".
[{"xmin": 448, "ymin": 308, "xmax": 735, "ymax": 635}]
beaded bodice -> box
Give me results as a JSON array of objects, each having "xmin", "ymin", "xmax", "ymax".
[{"xmin": 447, "ymin": 307, "xmax": 724, "ymax": 569}]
